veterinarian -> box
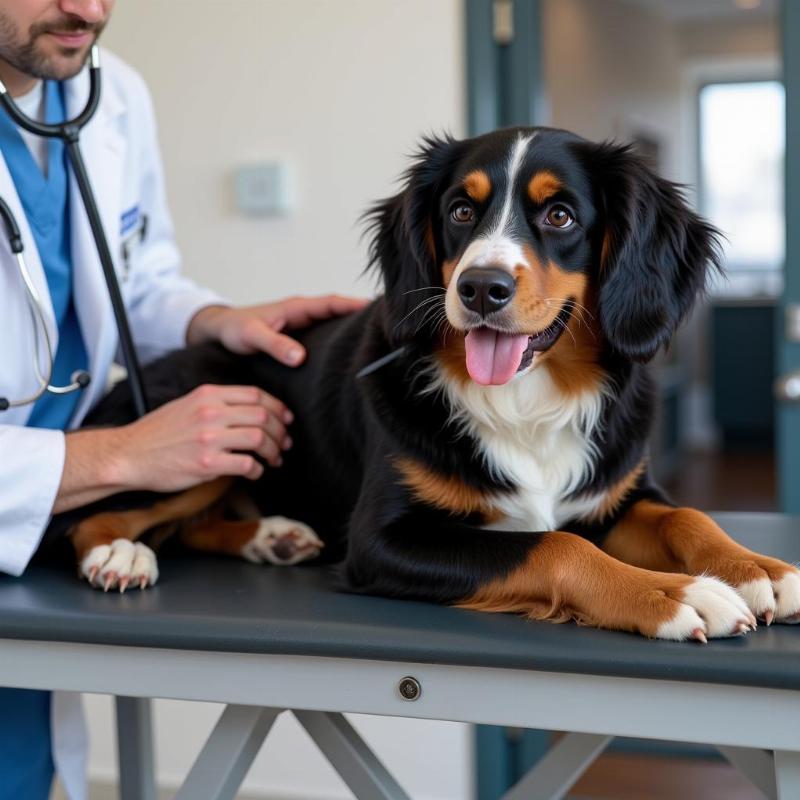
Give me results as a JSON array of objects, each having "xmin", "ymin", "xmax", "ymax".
[{"xmin": 0, "ymin": 1, "xmax": 365, "ymax": 798}]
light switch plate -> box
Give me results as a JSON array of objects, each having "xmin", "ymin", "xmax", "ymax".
[{"xmin": 234, "ymin": 162, "xmax": 292, "ymax": 216}]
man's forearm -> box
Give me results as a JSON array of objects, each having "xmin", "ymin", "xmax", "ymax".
[{"xmin": 52, "ymin": 427, "xmax": 130, "ymax": 514}]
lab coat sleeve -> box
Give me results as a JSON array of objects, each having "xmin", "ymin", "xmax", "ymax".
[
  {"xmin": 0, "ymin": 425, "xmax": 65, "ymax": 576},
  {"xmin": 122, "ymin": 72, "xmax": 230, "ymax": 365}
]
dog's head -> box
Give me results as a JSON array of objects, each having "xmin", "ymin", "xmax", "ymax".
[{"xmin": 366, "ymin": 127, "xmax": 721, "ymax": 386}]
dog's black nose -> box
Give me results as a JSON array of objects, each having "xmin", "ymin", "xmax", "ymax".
[{"xmin": 457, "ymin": 267, "xmax": 516, "ymax": 316}]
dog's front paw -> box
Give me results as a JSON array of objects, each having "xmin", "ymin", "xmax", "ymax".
[
  {"xmin": 655, "ymin": 576, "xmax": 756, "ymax": 643},
  {"xmin": 734, "ymin": 563, "xmax": 800, "ymax": 625},
  {"xmin": 693, "ymin": 551, "xmax": 800, "ymax": 625},
  {"xmin": 80, "ymin": 539, "xmax": 159, "ymax": 591},
  {"xmin": 241, "ymin": 517, "xmax": 324, "ymax": 565}
]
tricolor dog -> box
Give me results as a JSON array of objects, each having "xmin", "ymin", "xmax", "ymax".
[{"xmin": 48, "ymin": 127, "xmax": 800, "ymax": 641}]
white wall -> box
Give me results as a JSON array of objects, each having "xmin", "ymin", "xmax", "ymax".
[
  {"xmin": 97, "ymin": 2, "xmax": 471, "ymax": 799},
  {"xmin": 104, "ymin": 0, "xmax": 466, "ymax": 303}
]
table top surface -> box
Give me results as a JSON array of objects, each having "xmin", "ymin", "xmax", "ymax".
[{"xmin": 2, "ymin": 513, "xmax": 799, "ymax": 690}]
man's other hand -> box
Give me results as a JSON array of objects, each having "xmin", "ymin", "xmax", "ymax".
[{"xmin": 187, "ymin": 295, "xmax": 369, "ymax": 366}]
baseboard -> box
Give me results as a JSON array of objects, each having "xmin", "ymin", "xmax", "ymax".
[{"xmin": 51, "ymin": 778, "xmax": 342, "ymax": 800}]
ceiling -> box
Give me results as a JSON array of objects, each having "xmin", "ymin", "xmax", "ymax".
[{"xmin": 631, "ymin": 0, "xmax": 778, "ymax": 21}]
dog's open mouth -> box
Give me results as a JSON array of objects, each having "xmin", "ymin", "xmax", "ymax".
[{"xmin": 464, "ymin": 300, "xmax": 574, "ymax": 386}]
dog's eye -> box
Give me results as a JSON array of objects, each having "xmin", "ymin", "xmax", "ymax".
[
  {"xmin": 545, "ymin": 205, "xmax": 574, "ymax": 228},
  {"xmin": 450, "ymin": 202, "xmax": 475, "ymax": 224}
]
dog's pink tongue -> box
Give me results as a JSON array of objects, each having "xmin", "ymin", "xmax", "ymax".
[{"xmin": 464, "ymin": 329, "xmax": 529, "ymax": 385}]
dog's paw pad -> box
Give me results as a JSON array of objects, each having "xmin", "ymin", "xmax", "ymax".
[
  {"xmin": 241, "ymin": 517, "xmax": 324, "ymax": 566},
  {"xmin": 657, "ymin": 576, "xmax": 755, "ymax": 642},
  {"xmin": 80, "ymin": 539, "xmax": 159, "ymax": 591}
]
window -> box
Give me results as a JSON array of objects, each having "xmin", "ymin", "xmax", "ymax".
[{"xmin": 699, "ymin": 80, "xmax": 785, "ymax": 274}]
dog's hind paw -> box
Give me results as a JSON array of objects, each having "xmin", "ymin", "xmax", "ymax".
[
  {"xmin": 241, "ymin": 517, "xmax": 324, "ymax": 565},
  {"xmin": 80, "ymin": 539, "xmax": 159, "ymax": 591}
]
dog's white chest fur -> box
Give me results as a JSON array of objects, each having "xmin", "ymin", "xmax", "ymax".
[{"xmin": 434, "ymin": 363, "xmax": 606, "ymax": 531}]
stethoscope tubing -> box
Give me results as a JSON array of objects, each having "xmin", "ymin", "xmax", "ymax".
[{"xmin": 0, "ymin": 45, "xmax": 149, "ymax": 418}]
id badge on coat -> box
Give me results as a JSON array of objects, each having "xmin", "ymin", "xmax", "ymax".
[{"xmin": 119, "ymin": 204, "xmax": 148, "ymax": 282}]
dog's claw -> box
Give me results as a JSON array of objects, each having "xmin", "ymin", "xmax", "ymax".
[
  {"xmin": 103, "ymin": 572, "xmax": 116, "ymax": 592},
  {"xmin": 692, "ymin": 628, "xmax": 708, "ymax": 644},
  {"xmin": 119, "ymin": 576, "xmax": 130, "ymax": 594},
  {"xmin": 88, "ymin": 566, "xmax": 99, "ymax": 584},
  {"xmin": 764, "ymin": 609, "xmax": 774, "ymax": 626}
]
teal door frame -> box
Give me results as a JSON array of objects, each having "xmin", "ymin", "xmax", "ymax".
[
  {"xmin": 465, "ymin": 0, "xmax": 547, "ymax": 135},
  {"xmin": 779, "ymin": 0, "xmax": 800, "ymax": 512}
]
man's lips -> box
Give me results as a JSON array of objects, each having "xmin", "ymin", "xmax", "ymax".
[{"xmin": 46, "ymin": 30, "xmax": 94, "ymax": 48}]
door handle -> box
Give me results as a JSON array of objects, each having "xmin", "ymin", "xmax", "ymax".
[{"xmin": 775, "ymin": 370, "xmax": 800, "ymax": 402}]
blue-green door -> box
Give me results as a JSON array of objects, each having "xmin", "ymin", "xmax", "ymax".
[{"xmin": 779, "ymin": 0, "xmax": 800, "ymax": 512}]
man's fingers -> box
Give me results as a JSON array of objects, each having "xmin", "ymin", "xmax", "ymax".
[
  {"xmin": 279, "ymin": 294, "xmax": 369, "ymax": 328},
  {"xmin": 195, "ymin": 384, "xmax": 293, "ymax": 424},
  {"xmin": 213, "ymin": 453, "xmax": 264, "ymax": 481},
  {"xmin": 223, "ymin": 406, "xmax": 290, "ymax": 448},
  {"xmin": 242, "ymin": 321, "xmax": 307, "ymax": 366},
  {"xmin": 217, "ymin": 427, "xmax": 284, "ymax": 466}
]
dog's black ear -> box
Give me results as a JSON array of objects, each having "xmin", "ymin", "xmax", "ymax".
[
  {"xmin": 579, "ymin": 142, "xmax": 722, "ymax": 362},
  {"xmin": 364, "ymin": 135, "xmax": 465, "ymax": 346}
]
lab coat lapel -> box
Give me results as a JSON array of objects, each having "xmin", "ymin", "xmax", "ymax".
[
  {"xmin": 67, "ymin": 61, "xmax": 127, "ymax": 425},
  {"xmin": 0, "ymin": 150, "xmax": 56, "ymax": 427}
]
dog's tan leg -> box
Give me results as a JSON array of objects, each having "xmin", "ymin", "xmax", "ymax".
[
  {"xmin": 71, "ymin": 477, "xmax": 233, "ymax": 591},
  {"xmin": 602, "ymin": 500, "xmax": 800, "ymax": 624},
  {"xmin": 181, "ymin": 516, "xmax": 324, "ymax": 565},
  {"xmin": 458, "ymin": 531, "xmax": 755, "ymax": 641}
]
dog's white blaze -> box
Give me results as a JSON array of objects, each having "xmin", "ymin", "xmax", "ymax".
[
  {"xmin": 445, "ymin": 133, "xmax": 535, "ymax": 325},
  {"xmin": 492, "ymin": 133, "xmax": 536, "ymax": 246},
  {"xmin": 430, "ymin": 361, "xmax": 607, "ymax": 531}
]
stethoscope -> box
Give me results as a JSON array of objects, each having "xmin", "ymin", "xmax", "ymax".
[{"xmin": 0, "ymin": 45, "xmax": 149, "ymax": 417}]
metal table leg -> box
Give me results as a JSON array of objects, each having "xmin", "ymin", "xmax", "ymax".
[
  {"xmin": 500, "ymin": 732, "xmax": 612, "ymax": 800},
  {"xmin": 174, "ymin": 705, "xmax": 282, "ymax": 800},
  {"xmin": 294, "ymin": 710, "xmax": 411, "ymax": 800},
  {"xmin": 116, "ymin": 696, "xmax": 157, "ymax": 800},
  {"xmin": 775, "ymin": 750, "xmax": 800, "ymax": 800},
  {"xmin": 718, "ymin": 746, "xmax": 777, "ymax": 799}
]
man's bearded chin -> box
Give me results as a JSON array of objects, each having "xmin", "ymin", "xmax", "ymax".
[{"xmin": 0, "ymin": 13, "xmax": 105, "ymax": 82}]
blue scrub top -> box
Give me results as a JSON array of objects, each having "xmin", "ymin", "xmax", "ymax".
[{"xmin": 0, "ymin": 80, "xmax": 88, "ymax": 431}]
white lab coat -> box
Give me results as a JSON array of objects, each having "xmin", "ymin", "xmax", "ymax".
[{"xmin": 0, "ymin": 50, "xmax": 226, "ymax": 798}]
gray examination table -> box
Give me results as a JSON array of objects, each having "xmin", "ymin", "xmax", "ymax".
[{"xmin": 1, "ymin": 513, "xmax": 799, "ymax": 799}]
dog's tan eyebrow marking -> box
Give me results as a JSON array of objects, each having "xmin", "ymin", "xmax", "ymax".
[
  {"xmin": 528, "ymin": 170, "xmax": 562, "ymax": 204},
  {"xmin": 462, "ymin": 170, "xmax": 492, "ymax": 203}
]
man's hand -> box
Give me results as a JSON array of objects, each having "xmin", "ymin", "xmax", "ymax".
[
  {"xmin": 53, "ymin": 384, "xmax": 294, "ymax": 513},
  {"xmin": 52, "ymin": 295, "xmax": 369, "ymax": 514},
  {"xmin": 114, "ymin": 384, "xmax": 293, "ymax": 490},
  {"xmin": 187, "ymin": 295, "xmax": 369, "ymax": 366}
]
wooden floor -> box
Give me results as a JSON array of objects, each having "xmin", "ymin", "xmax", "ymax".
[
  {"xmin": 571, "ymin": 753, "xmax": 764, "ymax": 800},
  {"xmin": 570, "ymin": 447, "xmax": 776, "ymax": 799},
  {"xmin": 665, "ymin": 448, "xmax": 777, "ymax": 511}
]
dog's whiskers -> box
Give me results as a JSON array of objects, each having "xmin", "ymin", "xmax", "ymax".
[
  {"xmin": 395, "ymin": 295, "xmax": 446, "ymax": 331},
  {"xmin": 402, "ymin": 286, "xmax": 446, "ymax": 296}
]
